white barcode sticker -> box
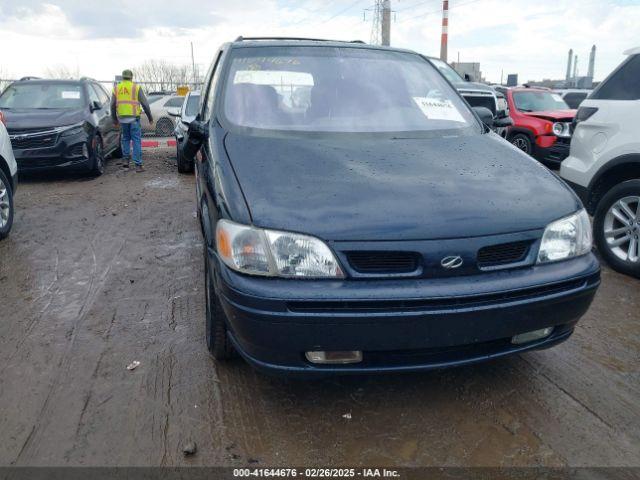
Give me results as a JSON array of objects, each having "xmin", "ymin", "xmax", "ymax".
[{"xmin": 413, "ymin": 97, "xmax": 465, "ymax": 123}]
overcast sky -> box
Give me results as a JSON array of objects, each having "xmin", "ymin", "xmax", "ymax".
[{"xmin": 1, "ymin": 0, "xmax": 639, "ymax": 83}]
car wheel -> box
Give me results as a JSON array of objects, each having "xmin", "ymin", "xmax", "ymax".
[
  {"xmin": 177, "ymin": 140, "xmax": 194, "ymax": 174},
  {"xmin": 155, "ymin": 118, "xmax": 174, "ymax": 136},
  {"xmin": 0, "ymin": 168, "xmax": 14, "ymax": 239},
  {"xmin": 593, "ymin": 179, "xmax": 640, "ymax": 278},
  {"xmin": 90, "ymin": 136, "xmax": 105, "ymax": 176},
  {"xmin": 111, "ymin": 135, "xmax": 123, "ymax": 159},
  {"xmin": 204, "ymin": 249, "xmax": 235, "ymax": 360},
  {"xmin": 511, "ymin": 133, "xmax": 532, "ymax": 155}
]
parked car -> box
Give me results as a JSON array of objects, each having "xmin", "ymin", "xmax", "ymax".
[
  {"xmin": 561, "ymin": 47, "xmax": 640, "ymax": 278},
  {"xmin": 555, "ymin": 89, "xmax": 592, "ymax": 109},
  {"xmin": 170, "ymin": 91, "xmax": 200, "ymax": 173},
  {"xmin": 0, "ymin": 111, "xmax": 17, "ymax": 239},
  {"xmin": 505, "ymin": 86, "xmax": 576, "ymax": 168},
  {"xmin": 182, "ymin": 37, "xmax": 600, "ymax": 377},
  {"xmin": 428, "ymin": 57, "xmax": 511, "ymax": 137},
  {"xmin": 140, "ymin": 95, "xmax": 184, "ymax": 136},
  {"xmin": 0, "ymin": 78, "xmax": 120, "ymax": 176}
]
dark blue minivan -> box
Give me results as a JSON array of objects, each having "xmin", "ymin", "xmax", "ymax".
[{"xmin": 184, "ymin": 37, "xmax": 600, "ymax": 376}]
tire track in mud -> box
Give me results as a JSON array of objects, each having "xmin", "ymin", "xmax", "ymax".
[{"xmin": 14, "ymin": 236, "xmax": 127, "ymax": 464}]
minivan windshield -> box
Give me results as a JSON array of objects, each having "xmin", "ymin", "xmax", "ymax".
[
  {"xmin": 513, "ymin": 91, "xmax": 569, "ymax": 112},
  {"xmin": 222, "ymin": 46, "xmax": 478, "ymax": 133},
  {"xmin": 429, "ymin": 58, "xmax": 465, "ymax": 84},
  {"xmin": 0, "ymin": 83, "xmax": 84, "ymax": 109}
]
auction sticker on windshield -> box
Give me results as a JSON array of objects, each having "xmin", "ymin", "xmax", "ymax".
[
  {"xmin": 413, "ymin": 97, "xmax": 465, "ymax": 123},
  {"xmin": 62, "ymin": 91, "xmax": 81, "ymax": 99}
]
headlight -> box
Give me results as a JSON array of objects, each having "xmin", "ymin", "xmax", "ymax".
[
  {"xmin": 60, "ymin": 122, "xmax": 85, "ymax": 137},
  {"xmin": 552, "ymin": 122, "xmax": 571, "ymax": 138},
  {"xmin": 537, "ymin": 209, "xmax": 592, "ymax": 264},
  {"xmin": 215, "ymin": 219, "xmax": 345, "ymax": 278}
]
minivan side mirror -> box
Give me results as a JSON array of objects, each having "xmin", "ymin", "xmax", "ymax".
[
  {"xmin": 472, "ymin": 106, "xmax": 494, "ymax": 128},
  {"xmin": 182, "ymin": 119, "xmax": 209, "ymax": 161},
  {"xmin": 464, "ymin": 73, "xmax": 471, "ymax": 82},
  {"xmin": 493, "ymin": 116, "xmax": 513, "ymax": 128},
  {"xmin": 90, "ymin": 100, "xmax": 102, "ymax": 112}
]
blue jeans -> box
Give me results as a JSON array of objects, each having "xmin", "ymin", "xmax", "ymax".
[{"xmin": 120, "ymin": 119, "xmax": 142, "ymax": 166}]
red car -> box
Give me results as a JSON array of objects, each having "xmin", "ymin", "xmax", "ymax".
[{"xmin": 505, "ymin": 87, "xmax": 576, "ymax": 167}]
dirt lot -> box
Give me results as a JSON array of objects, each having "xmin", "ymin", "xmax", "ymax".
[{"xmin": 0, "ymin": 148, "xmax": 638, "ymax": 468}]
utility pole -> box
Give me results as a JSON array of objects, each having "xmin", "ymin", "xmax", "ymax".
[
  {"xmin": 191, "ymin": 42, "xmax": 196, "ymax": 85},
  {"xmin": 381, "ymin": 0, "xmax": 391, "ymax": 46},
  {"xmin": 440, "ymin": 0, "xmax": 449, "ymax": 62}
]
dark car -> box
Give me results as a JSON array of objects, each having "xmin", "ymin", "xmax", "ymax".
[
  {"xmin": 0, "ymin": 78, "xmax": 120, "ymax": 175},
  {"xmin": 505, "ymin": 87, "xmax": 576, "ymax": 168},
  {"xmin": 183, "ymin": 38, "xmax": 600, "ymax": 377}
]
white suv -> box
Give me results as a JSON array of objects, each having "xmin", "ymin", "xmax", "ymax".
[
  {"xmin": 0, "ymin": 112, "xmax": 17, "ymax": 239},
  {"xmin": 561, "ymin": 47, "xmax": 640, "ymax": 278}
]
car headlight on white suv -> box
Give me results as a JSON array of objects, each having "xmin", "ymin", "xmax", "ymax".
[
  {"xmin": 537, "ymin": 209, "xmax": 592, "ymax": 264},
  {"xmin": 215, "ymin": 219, "xmax": 345, "ymax": 278},
  {"xmin": 552, "ymin": 122, "xmax": 571, "ymax": 138}
]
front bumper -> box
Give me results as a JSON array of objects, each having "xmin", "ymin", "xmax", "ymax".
[
  {"xmin": 14, "ymin": 131, "xmax": 90, "ymax": 172},
  {"xmin": 533, "ymin": 136, "xmax": 571, "ymax": 167},
  {"xmin": 211, "ymin": 251, "xmax": 600, "ymax": 377}
]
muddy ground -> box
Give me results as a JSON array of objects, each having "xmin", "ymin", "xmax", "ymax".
[{"xmin": 0, "ymin": 148, "xmax": 638, "ymax": 468}]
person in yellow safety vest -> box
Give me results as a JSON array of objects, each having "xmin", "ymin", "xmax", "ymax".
[{"xmin": 110, "ymin": 69, "xmax": 153, "ymax": 172}]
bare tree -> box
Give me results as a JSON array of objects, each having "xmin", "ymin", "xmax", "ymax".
[
  {"xmin": 133, "ymin": 60, "xmax": 199, "ymax": 92},
  {"xmin": 0, "ymin": 67, "xmax": 13, "ymax": 93},
  {"xmin": 44, "ymin": 64, "xmax": 80, "ymax": 79}
]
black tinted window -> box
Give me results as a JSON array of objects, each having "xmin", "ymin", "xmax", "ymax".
[
  {"xmin": 563, "ymin": 92, "xmax": 588, "ymax": 108},
  {"xmin": 592, "ymin": 55, "xmax": 640, "ymax": 100}
]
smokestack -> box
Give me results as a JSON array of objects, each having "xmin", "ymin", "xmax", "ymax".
[
  {"xmin": 381, "ymin": 0, "xmax": 391, "ymax": 46},
  {"xmin": 440, "ymin": 0, "xmax": 449, "ymax": 62},
  {"xmin": 565, "ymin": 48, "xmax": 573, "ymax": 82},
  {"xmin": 588, "ymin": 44, "xmax": 596, "ymax": 78},
  {"xmin": 573, "ymin": 54, "xmax": 578, "ymax": 80}
]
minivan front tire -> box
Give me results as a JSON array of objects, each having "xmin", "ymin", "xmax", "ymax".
[
  {"xmin": 204, "ymin": 251, "xmax": 236, "ymax": 360},
  {"xmin": 593, "ymin": 179, "xmax": 640, "ymax": 278},
  {"xmin": 0, "ymin": 168, "xmax": 14, "ymax": 239}
]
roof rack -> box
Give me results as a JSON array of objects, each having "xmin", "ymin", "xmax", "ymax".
[{"xmin": 234, "ymin": 36, "xmax": 366, "ymax": 44}]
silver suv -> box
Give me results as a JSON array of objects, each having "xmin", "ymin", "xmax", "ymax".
[{"xmin": 0, "ymin": 114, "xmax": 17, "ymax": 239}]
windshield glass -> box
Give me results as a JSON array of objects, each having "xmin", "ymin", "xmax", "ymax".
[
  {"xmin": 513, "ymin": 91, "xmax": 569, "ymax": 112},
  {"xmin": 429, "ymin": 58, "xmax": 464, "ymax": 84},
  {"xmin": 0, "ymin": 83, "xmax": 84, "ymax": 109},
  {"xmin": 185, "ymin": 94, "xmax": 200, "ymax": 116},
  {"xmin": 222, "ymin": 46, "xmax": 477, "ymax": 133}
]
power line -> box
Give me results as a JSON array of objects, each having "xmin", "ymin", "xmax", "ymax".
[
  {"xmin": 320, "ymin": 0, "xmax": 368, "ymax": 24},
  {"xmin": 398, "ymin": 0, "xmax": 482, "ymax": 22},
  {"xmin": 395, "ymin": 0, "xmax": 439, "ymax": 13}
]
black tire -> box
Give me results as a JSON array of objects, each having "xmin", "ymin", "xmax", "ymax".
[
  {"xmin": 111, "ymin": 135, "xmax": 123, "ymax": 159},
  {"xmin": 510, "ymin": 133, "xmax": 532, "ymax": 155},
  {"xmin": 0, "ymin": 168, "xmax": 14, "ymax": 240},
  {"xmin": 155, "ymin": 118, "xmax": 174, "ymax": 137},
  {"xmin": 90, "ymin": 135, "xmax": 105, "ymax": 176},
  {"xmin": 204, "ymin": 250, "xmax": 235, "ymax": 360},
  {"xmin": 593, "ymin": 179, "xmax": 640, "ymax": 279},
  {"xmin": 176, "ymin": 140, "xmax": 193, "ymax": 174}
]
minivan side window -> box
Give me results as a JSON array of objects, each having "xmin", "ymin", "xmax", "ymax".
[{"xmin": 592, "ymin": 55, "xmax": 640, "ymax": 100}]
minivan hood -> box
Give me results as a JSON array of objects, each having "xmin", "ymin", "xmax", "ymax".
[
  {"xmin": 1, "ymin": 108, "xmax": 85, "ymax": 130},
  {"xmin": 224, "ymin": 131, "xmax": 580, "ymax": 241},
  {"xmin": 522, "ymin": 110, "xmax": 576, "ymax": 122}
]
